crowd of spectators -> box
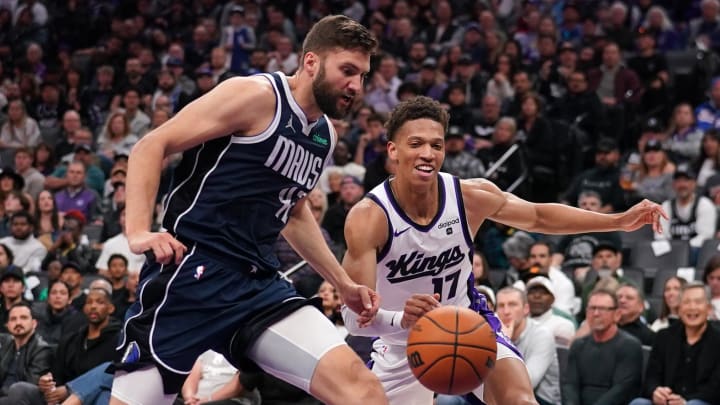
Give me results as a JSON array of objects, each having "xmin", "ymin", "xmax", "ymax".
[{"xmin": 2, "ymin": 0, "xmax": 720, "ymax": 403}]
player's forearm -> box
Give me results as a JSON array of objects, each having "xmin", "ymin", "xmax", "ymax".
[
  {"xmin": 126, "ymin": 137, "xmax": 165, "ymax": 236},
  {"xmin": 282, "ymin": 206, "xmax": 351, "ymax": 288},
  {"xmin": 341, "ymin": 306, "xmax": 403, "ymax": 336},
  {"xmin": 530, "ymin": 203, "xmax": 622, "ymax": 235}
]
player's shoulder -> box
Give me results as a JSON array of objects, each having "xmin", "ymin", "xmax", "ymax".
[
  {"xmin": 219, "ymin": 75, "xmax": 276, "ymax": 101},
  {"xmin": 347, "ymin": 197, "xmax": 388, "ymax": 224},
  {"xmin": 458, "ymin": 177, "xmax": 506, "ymax": 203}
]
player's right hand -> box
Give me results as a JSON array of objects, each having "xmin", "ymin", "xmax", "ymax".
[
  {"xmin": 129, "ymin": 231, "xmax": 187, "ymax": 265},
  {"xmin": 401, "ymin": 293, "xmax": 440, "ymax": 329}
]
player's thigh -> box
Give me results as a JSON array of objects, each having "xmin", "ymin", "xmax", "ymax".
[
  {"xmin": 110, "ymin": 367, "xmax": 178, "ymax": 405},
  {"xmin": 247, "ymin": 305, "xmax": 383, "ymax": 404}
]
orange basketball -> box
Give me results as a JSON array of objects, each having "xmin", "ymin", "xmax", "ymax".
[{"xmin": 406, "ymin": 306, "xmax": 497, "ymax": 395}]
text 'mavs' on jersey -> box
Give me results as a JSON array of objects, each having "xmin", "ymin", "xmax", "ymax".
[
  {"xmin": 162, "ymin": 72, "xmax": 335, "ymax": 273},
  {"xmin": 368, "ymin": 173, "xmax": 476, "ymax": 345}
]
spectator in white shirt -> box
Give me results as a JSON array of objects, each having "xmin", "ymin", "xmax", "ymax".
[
  {"xmin": 0, "ymin": 211, "xmax": 46, "ymax": 274},
  {"xmin": 655, "ymin": 164, "xmax": 717, "ymax": 264},
  {"xmin": 526, "ymin": 276, "xmax": 577, "ymax": 347},
  {"xmin": 497, "ymin": 287, "xmax": 561, "ymax": 405},
  {"xmin": 526, "ymin": 241, "xmax": 578, "ymax": 315},
  {"xmin": 94, "ymin": 207, "xmax": 146, "ymax": 276}
]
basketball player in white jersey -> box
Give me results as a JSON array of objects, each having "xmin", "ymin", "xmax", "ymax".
[{"xmin": 341, "ymin": 96, "xmax": 667, "ymax": 405}]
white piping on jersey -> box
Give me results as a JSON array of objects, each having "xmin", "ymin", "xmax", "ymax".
[
  {"xmin": 324, "ymin": 120, "xmax": 338, "ymax": 171},
  {"xmin": 231, "ymin": 73, "xmax": 282, "ymax": 144},
  {"xmin": 172, "ymin": 139, "xmax": 234, "ymax": 233},
  {"xmin": 116, "ymin": 261, "xmax": 159, "ymax": 351},
  {"xmin": 163, "ymin": 143, "xmax": 205, "ymax": 219},
  {"xmin": 149, "ymin": 244, "xmax": 197, "ymax": 374},
  {"xmin": 277, "ymin": 72, "xmax": 322, "ymax": 136}
]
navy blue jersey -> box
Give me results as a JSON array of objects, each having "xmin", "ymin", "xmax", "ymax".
[{"xmin": 162, "ymin": 72, "xmax": 335, "ymax": 273}]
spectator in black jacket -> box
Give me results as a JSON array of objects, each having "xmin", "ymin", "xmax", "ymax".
[
  {"xmin": 35, "ymin": 287, "xmax": 120, "ymax": 405},
  {"xmin": 0, "ymin": 303, "xmax": 53, "ymax": 404},
  {"xmin": 0, "ymin": 266, "xmax": 30, "ymax": 333},
  {"xmin": 34, "ymin": 279, "xmax": 87, "ymax": 348},
  {"xmin": 562, "ymin": 137, "xmax": 625, "ymax": 213},
  {"xmin": 549, "ymin": 70, "xmax": 606, "ymax": 142},
  {"xmin": 629, "ymin": 282, "xmax": 720, "ymax": 405}
]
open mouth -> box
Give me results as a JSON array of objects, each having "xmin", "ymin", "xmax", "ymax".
[
  {"xmin": 340, "ymin": 95, "xmax": 353, "ymax": 105},
  {"xmin": 415, "ymin": 164, "xmax": 434, "ymax": 174}
]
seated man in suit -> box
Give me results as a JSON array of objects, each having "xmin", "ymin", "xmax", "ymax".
[{"xmin": 629, "ymin": 282, "xmax": 720, "ymax": 405}]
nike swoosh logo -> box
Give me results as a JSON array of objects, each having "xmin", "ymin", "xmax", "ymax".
[{"xmin": 393, "ymin": 227, "xmax": 411, "ymax": 237}]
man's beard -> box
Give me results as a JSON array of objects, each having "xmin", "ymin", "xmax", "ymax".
[{"xmin": 312, "ymin": 63, "xmax": 353, "ymax": 119}]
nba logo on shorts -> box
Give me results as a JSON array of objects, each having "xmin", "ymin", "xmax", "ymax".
[{"xmin": 194, "ymin": 265, "xmax": 205, "ymax": 280}]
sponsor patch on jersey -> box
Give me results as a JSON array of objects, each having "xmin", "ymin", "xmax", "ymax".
[
  {"xmin": 312, "ymin": 133, "xmax": 328, "ymax": 146},
  {"xmin": 437, "ymin": 217, "xmax": 459, "ymax": 229}
]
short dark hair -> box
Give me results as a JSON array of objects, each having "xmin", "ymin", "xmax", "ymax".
[
  {"xmin": 302, "ymin": 15, "xmax": 378, "ymax": 58},
  {"xmin": 108, "ymin": 253, "xmax": 128, "ymax": 267},
  {"xmin": 8, "ymin": 302, "xmax": 33, "ymax": 318},
  {"xmin": 10, "ymin": 210, "xmax": 34, "ymax": 227},
  {"xmin": 385, "ymin": 96, "xmax": 449, "ymax": 141}
]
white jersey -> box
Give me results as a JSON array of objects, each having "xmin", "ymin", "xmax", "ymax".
[{"xmin": 368, "ymin": 172, "xmax": 474, "ymax": 346}]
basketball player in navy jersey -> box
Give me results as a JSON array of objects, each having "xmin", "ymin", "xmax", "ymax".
[
  {"xmin": 110, "ymin": 16, "xmax": 387, "ymax": 405},
  {"xmin": 341, "ymin": 96, "xmax": 667, "ymax": 405}
]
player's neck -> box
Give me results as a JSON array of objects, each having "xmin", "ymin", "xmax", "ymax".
[
  {"xmin": 286, "ymin": 73, "xmax": 323, "ymax": 122},
  {"xmin": 390, "ymin": 178, "xmax": 439, "ymax": 224}
]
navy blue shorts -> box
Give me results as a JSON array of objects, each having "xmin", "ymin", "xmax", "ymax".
[{"xmin": 113, "ymin": 244, "xmax": 300, "ymax": 394}]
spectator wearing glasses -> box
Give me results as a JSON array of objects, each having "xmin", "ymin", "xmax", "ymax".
[{"xmin": 563, "ymin": 288, "xmax": 643, "ymax": 405}]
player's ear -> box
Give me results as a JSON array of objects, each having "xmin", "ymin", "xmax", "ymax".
[
  {"xmin": 387, "ymin": 141, "xmax": 398, "ymax": 161},
  {"xmin": 303, "ymin": 51, "xmax": 319, "ymax": 77}
]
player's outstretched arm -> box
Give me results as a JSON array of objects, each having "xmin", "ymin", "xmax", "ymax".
[
  {"xmin": 282, "ymin": 197, "xmax": 378, "ymax": 318},
  {"xmin": 461, "ymin": 179, "xmax": 667, "ymax": 235},
  {"xmin": 341, "ymin": 198, "xmax": 404, "ymax": 335},
  {"xmin": 126, "ymin": 76, "xmax": 275, "ymax": 264}
]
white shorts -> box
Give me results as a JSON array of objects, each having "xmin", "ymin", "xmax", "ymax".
[{"xmin": 371, "ymin": 339, "xmax": 521, "ymax": 405}]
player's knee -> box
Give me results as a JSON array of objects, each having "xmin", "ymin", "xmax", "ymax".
[{"xmin": 343, "ymin": 357, "xmax": 386, "ymax": 403}]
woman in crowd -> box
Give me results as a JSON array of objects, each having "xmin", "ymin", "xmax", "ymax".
[
  {"xmin": 33, "ymin": 142, "xmax": 57, "ymax": 176},
  {"xmin": 34, "ymin": 279, "xmax": 87, "ymax": 347},
  {"xmin": 0, "ymin": 99, "xmax": 41, "ymax": 150},
  {"xmin": 317, "ymin": 280, "xmax": 346, "ymax": 338},
  {"xmin": 650, "ymin": 275, "xmax": 686, "ymax": 331},
  {"xmin": 34, "ymin": 189, "xmax": 63, "ymax": 250},
  {"xmin": 704, "ymin": 255, "xmax": 720, "ymax": 320},
  {"xmin": 693, "ymin": 129, "xmax": 720, "ymax": 188},
  {"xmin": 632, "ymin": 139, "xmax": 675, "ymax": 203},
  {"xmin": 666, "ymin": 102, "xmax": 703, "ymax": 165},
  {"xmin": 97, "ymin": 112, "xmax": 139, "ymax": 160}
]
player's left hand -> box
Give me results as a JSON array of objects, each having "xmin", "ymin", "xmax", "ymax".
[
  {"xmin": 339, "ymin": 282, "xmax": 380, "ymax": 324},
  {"xmin": 619, "ymin": 199, "xmax": 668, "ymax": 233},
  {"xmin": 401, "ymin": 293, "xmax": 441, "ymax": 329}
]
